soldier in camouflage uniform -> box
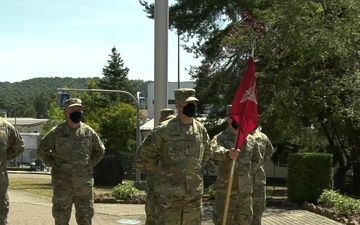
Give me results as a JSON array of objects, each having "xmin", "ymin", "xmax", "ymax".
[
  {"xmin": 144, "ymin": 108, "xmax": 176, "ymax": 225},
  {"xmin": 136, "ymin": 88, "xmax": 212, "ymax": 225},
  {"xmin": 251, "ymin": 129, "xmax": 274, "ymax": 225},
  {"xmin": 0, "ymin": 117, "xmax": 24, "ymax": 225},
  {"xmin": 37, "ymin": 98, "xmax": 105, "ymax": 225},
  {"xmin": 211, "ymin": 105, "xmax": 256, "ymax": 225}
]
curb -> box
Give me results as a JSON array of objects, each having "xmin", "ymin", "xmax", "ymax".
[{"xmin": 8, "ymin": 171, "xmax": 51, "ymax": 175}]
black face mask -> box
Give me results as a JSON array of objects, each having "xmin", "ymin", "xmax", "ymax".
[
  {"xmin": 183, "ymin": 103, "xmax": 196, "ymax": 118},
  {"xmin": 231, "ymin": 121, "xmax": 238, "ymax": 130},
  {"xmin": 69, "ymin": 111, "xmax": 83, "ymax": 123}
]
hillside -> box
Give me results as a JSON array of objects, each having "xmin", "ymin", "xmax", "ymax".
[
  {"xmin": 0, "ymin": 77, "xmax": 149, "ymax": 119},
  {"xmin": 0, "ymin": 77, "xmax": 99, "ymax": 102}
]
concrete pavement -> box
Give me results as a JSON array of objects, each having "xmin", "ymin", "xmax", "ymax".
[{"xmin": 7, "ymin": 189, "xmax": 343, "ymax": 225}]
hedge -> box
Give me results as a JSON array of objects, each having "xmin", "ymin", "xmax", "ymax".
[{"xmin": 287, "ymin": 153, "xmax": 332, "ymax": 203}]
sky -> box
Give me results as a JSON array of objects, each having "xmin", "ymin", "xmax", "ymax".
[{"xmin": 0, "ymin": 0, "xmax": 200, "ymax": 83}]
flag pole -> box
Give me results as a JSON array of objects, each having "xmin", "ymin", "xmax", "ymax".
[
  {"xmin": 221, "ymin": 131, "xmax": 240, "ymax": 225},
  {"xmin": 251, "ymin": 40, "xmax": 256, "ymax": 58},
  {"xmin": 221, "ymin": 159, "xmax": 236, "ymax": 225},
  {"xmin": 222, "ymin": 43, "xmax": 256, "ymax": 225}
]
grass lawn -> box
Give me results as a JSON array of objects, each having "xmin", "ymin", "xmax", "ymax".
[
  {"xmin": 266, "ymin": 185, "xmax": 288, "ymax": 198},
  {"xmin": 8, "ymin": 177, "xmax": 115, "ymax": 199},
  {"xmin": 9, "ymin": 177, "xmax": 285, "ymax": 200}
]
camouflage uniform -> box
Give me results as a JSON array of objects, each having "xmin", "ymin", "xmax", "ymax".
[
  {"xmin": 145, "ymin": 108, "xmax": 176, "ymax": 225},
  {"xmin": 136, "ymin": 88, "xmax": 212, "ymax": 225},
  {"xmin": 0, "ymin": 117, "xmax": 25, "ymax": 225},
  {"xmin": 37, "ymin": 98, "xmax": 105, "ymax": 225},
  {"xmin": 251, "ymin": 129, "xmax": 274, "ymax": 225},
  {"xmin": 211, "ymin": 127, "xmax": 255, "ymax": 225}
]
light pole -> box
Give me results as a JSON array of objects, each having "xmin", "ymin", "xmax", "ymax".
[
  {"xmin": 12, "ymin": 101, "xmax": 24, "ymax": 129},
  {"xmin": 135, "ymin": 92, "xmax": 142, "ymax": 183},
  {"xmin": 177, "ymin": 31, "xmax": 180, "ymax": 89},
  {"xmin": 12, "ymin": 101, "xmax": 24, "ymax": 167},
  {"xmin": 154, "ymin": 0, "xmax": 169, "ymax": 124}
]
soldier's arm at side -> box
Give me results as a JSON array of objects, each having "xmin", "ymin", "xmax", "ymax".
[
  {"xmin": 37, "ymin": 130, "xmax": 56, "ymax": 167},
  {"xmin": 237, "ymin": 136, "xmax": 254, "ymax": 196},
  {"xmin": 134, "ymin": 130, "xmax": 154, "ymax": 173},
  {"xmin": 201, "ymin": 127, "xmax": 213, "ymax": 168},
  {"xmin": 6, "ymin": 124, "xmax": 25, "ymax": 160},
  {"xmin": 238, "ymin": 136, "xmax": 254, "ymax": 176},
  {"xmin": 264, "ymin": 137, "xmax": 274, "ymax": 163},
  {"xmin": 134, "ymin": 145, "xmax": 146, "ymax": 173},
  {"xmin": 136, "ymin": 129, "xmax": 160, "ymax": 173},
  {"xmin": 210, "ymin": 134, "xmax": 229, "ymax": 161},
  {"xmin": 91, "ymin": 131, "xmax": 106, "ymax": 166}
]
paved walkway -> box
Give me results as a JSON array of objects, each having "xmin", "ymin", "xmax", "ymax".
[{"xmin": 7, "ymin": 189, "xmax": 343, "ymax": 225}]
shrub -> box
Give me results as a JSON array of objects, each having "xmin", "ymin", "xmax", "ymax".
[
  {"xmin": 317, "ymin": 189, "xmax": 339, "ymax": 207},
  {"xmin": 287, "ymin": 153, "xmax": 332, "ymax": 203},
  {"xmin": 111, "ymin": 183, "xmax": 140, "ymax": 200},
  {"xmin": 204, "ymin": 184, "xmax": 216, "ymax": 199},
  {"xmin": 318, "ymin": 189, "xmax": 360, "ymax": 217}
]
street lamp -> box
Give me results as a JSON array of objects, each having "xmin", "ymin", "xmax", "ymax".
[
  {"xmin": 154, "ymin": 0, "xmax": 168, "ymax": 125},
  {"xmin": 135, "ymin": 92, "xmax": 142, "ymax": 184},
  {"xmin": 12, "ymin": 101, "xmax": 24, "ymax": 129},
  {"xmin": 11, "ymin": 101, "xmax": 24, "ymax": 167},
  {"xmin": 177, "ymin": 31, "xmax": 180, "ymax": 89}
]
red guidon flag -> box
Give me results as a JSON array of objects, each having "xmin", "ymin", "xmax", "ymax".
[{"xmin": 229, "ymin": 56, "xmax": 259, "ymax": 149}]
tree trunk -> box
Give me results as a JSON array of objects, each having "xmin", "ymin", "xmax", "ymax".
[
  {"xmin": 333, "ymin": 166, "xmax": 347, "ymax": 194},
  {"xmin": 353, "ymin": 162, "xmax": 360, "ymax": 195}
]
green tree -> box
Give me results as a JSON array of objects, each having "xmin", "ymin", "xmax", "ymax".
[
  {"xmin": 98, "ymin": 47, "xmax": 133, "ymax": 104},
  {"xmin": 129, "ymin": 79, "xmax": 150, "ymax": 98},
  {"xmin": 241, "ymin": 0, "xmax": 360, "ymax": 193},
  {"xmin": 99, "ymin": 103, "xmax": 137, "ymax": 154},
  {"xmin": 140, "ymin": 0, "xmax": 360, "ymax": 192},
  {"xmin": 33, "ymin": 93, "xmax": 54, "ymax": 118},
  {"xmin": 7, "ymin": 98, "xmax": 37, "ymax": 118},
  {"xmin": 72, "ymin": 79, "xmax": 141, "ymax": 157},
  {"xmin": 80, "ymin": 79, "xmax": 104, "ymax": 133},
  {"xmin": 41, "ymin": 102, "xmax": 64, "ymax": 134}
]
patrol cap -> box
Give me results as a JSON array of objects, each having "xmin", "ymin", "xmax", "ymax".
[
  {"xmin": 226, "ymin": 105, "xmax": 232, "ymax": 116},
  {"xmin": 160, "ymin": 108, "xmax": 176, "ymax": 121},
  {"xmin": 174, "ymin": 88, "xmax": 199, "ymax": 103},
  {"xmin": 64, "ymin": 98, "xmax": 83, "ymax": 108}
]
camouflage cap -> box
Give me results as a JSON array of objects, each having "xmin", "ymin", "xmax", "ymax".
[
  {"xmin": 64, "ymin": 98, "xmax": 83, "ymax": 108},
  {"xmin": 174, "ymin": 88, "xmax": 199, "ymax": 103},
  {"xmin": 226, "ymin": 105, "xmax": 232, "ymax": 116},
  {"xmin": 160, "ymin": 108, "xmax": 176, "ymax": 122}
]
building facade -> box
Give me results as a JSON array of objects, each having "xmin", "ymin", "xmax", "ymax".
[
  {"xmin": 146, "ymin": 81, "xmax": 196, "ymax": 119},
  {"xmin": 4, "ymin": 117, "xmax": 47, "ymax": 133},
  {"xmin": 15, "ymin": 133, "xmax": 41, "ymax": 165},
  {"xmin": 4, "ymin": 117, "xmax": 47, "ymax": 167}
]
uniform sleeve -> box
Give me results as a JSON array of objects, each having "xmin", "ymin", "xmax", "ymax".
[
  {"xmin": 134, "ymin": 143, "xmax": 146, "ymax": 173},
  {"xmin": 91, "ymin": 131, "xmax": 105, "ymax": 166},
  {"xmin": 264, "ymin": 137, "xmax": 274, "ymax": 163},
  {"xmin": 135, "ymin": 129, "xmax": 161, "ymax": 174},
  {"xmin": 210, "ymin": 134, "xmax": 229, "ymax": 161},
  {"xmin": 7, "ymin": 124, "xmax": 25, "ymax": 160},
  {"xmin": 237, "ymin": 135, "xmax": 254, "ymax": 176},
  {"xmin": 201, "ymin": 127, "xmax": 213, "ymax": 168},
  {"xmin": 37, "ymin": 129, "xmax": 56, "ymax": 167}
]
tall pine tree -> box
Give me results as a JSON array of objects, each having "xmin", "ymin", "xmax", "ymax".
[{"xmin": 98, "ymin": 46, "xmax": 133, "ymax": 104}]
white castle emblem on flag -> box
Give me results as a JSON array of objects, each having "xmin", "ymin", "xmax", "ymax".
[{"xmin": 240, "ymin": 83, "xmax": 258, "ymax": 104}]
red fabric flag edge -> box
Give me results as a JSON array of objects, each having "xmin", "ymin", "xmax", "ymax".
[{"xmin": 229, "ymin": 57, "xmax": 259, "ymax": 148}]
